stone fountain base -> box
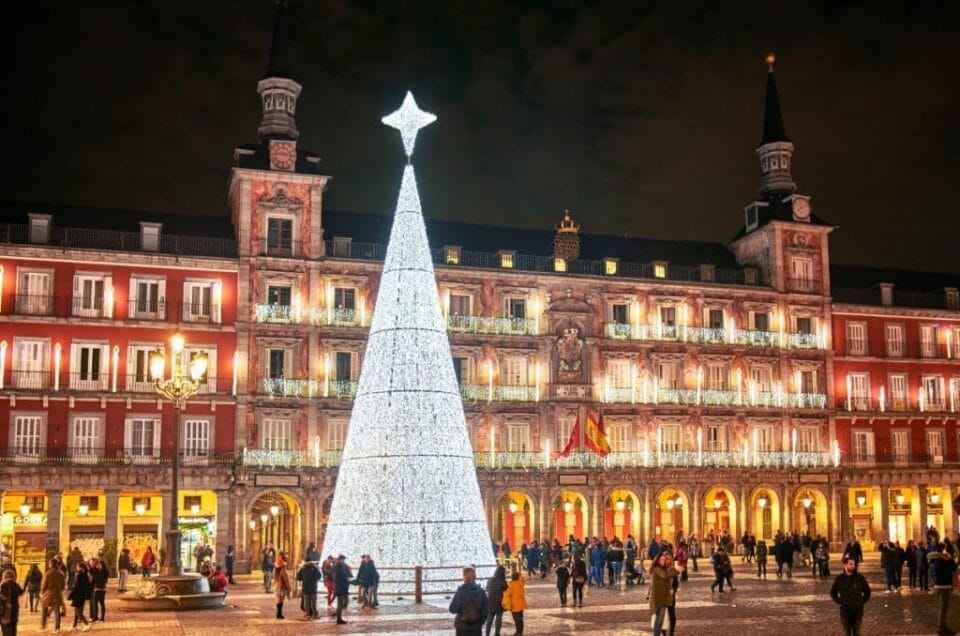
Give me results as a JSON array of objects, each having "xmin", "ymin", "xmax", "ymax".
[{"xmin": 118, "ymin": 574, "xmax": 225, "ymax": 611}]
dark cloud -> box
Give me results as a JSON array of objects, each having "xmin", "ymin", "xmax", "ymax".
[{"xmin": 3, "ymin": 0, "xmax": 959, "ymax": 273}]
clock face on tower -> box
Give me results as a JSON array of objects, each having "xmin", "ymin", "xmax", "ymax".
[{"xmin": 269, "ymin": 141, "xmax": 296, "ymax": 171}]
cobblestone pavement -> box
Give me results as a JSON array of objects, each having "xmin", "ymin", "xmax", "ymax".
[{"xmin": 12, "ymin": 554, "xmax": 960, "ymax": 635}]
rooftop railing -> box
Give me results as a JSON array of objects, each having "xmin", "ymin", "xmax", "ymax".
[
  {"xmin": 833, "ymin": 287, "xmax": 952, "ymax": 310},
  {"xmin": 0, "ymin": 223, "xmax": 237, "ymax": 258}
]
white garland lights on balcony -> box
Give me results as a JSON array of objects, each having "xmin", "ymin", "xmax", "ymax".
[{"xmin": 321, "ymin": 92, "xmax": 494, "ymax": 594}]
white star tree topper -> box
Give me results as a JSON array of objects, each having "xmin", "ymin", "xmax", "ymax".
[{"xmin": 381, "ymin": 90, "xmax": 437, "ymax": 159}]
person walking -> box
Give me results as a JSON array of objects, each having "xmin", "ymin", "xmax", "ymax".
[
  {"xmin": 1, "ymin": 569, "xmax": 24, "ymax": 636},
  {"xmin": 224, "ymin": 545, "xmax": 236, "ymax": 584},
  {"xmin": 756, "ymin": 540, "xmax": 768, "ymax": 579},
  {"xmin": 830, "ymin": 555, "xmax": 872, "ymax": 636},
  {"xmin": 501, "ymin": 571, "xmax": 527, "ymax": 636},
  {"xmin": 69, "ymin": 562, "xmax": 92, "ymax": 632},
  {"xmin": 905, "ymin": 540, "xmax": 918, "ymax": 589},
  {"xmin": 90, "ymin": 558, "xmax": 108, "ymax": 622},
  {"xmin": 647, "ymin": 551, "xmax": 679, "ymax": 636},
  {"xmin": 141, "ymin": 546, "xmax": 155, "ymax": 578},
  {"xmin": 23, "ymin": 564, "xmax": 41, "ymax": 613},
  {"xmin": 555, "ymin": 560, "xmax": 570, "ymax": 607},
  {"xmin": 272, "ymin": 553, "xmax": 292, "ymax": 619},
  {"xmin": 710, "ymin": 546, "xmax": 727, "ymax": 593},
  {"xmin": 929, "ymin": 545, "xmax": 958, "ymax": 636},
  {"xmin": 484, "ymin": 565, "xmax": 507, "ymax": 636},
  {"xmin": 117, "ymin": 548, "xmax": 131, "ymax": 593},
  {"xmin": 332, "ymin": 554, "xmax": 352, "ymax": 625},
  {"xmin": 40, "ymin": 559, "xmax": 65, "ymax": 634},
  {"xmin": 571, "ymin": 554, "xmax": 587, "ymax": 608},
  {"xmin": 688, "ymin": 534, "xmax": 700, "ymax": 572},
  {"xmin": 362, "ymin": 556, "xmax": 380, "ymax": 608},
  {"xmin": 918, "ymin": 542, "xmax": 931, "ymax": 591},
  {"xmin": 296, "ymin": 558, "xmax": 322, "ymax": 620},
  {"xmin": 321, "ymin": 555, "xmax": 336, "ymax": 608},
  {"xmin": 450, "ymin": 566, "xmax": 489, "ymax": 636}
]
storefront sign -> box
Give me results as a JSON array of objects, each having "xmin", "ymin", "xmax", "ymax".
[
  {"xmin": 15, "ymin": 532, "xmax": 46, "ymax": 563},
  {"xmin": 178, "ymin": 517, "xmax": 212, "ymax": 525},
  {"xmin": 14, "ymin": 515, "xmax": 48, "ymax": 525}
]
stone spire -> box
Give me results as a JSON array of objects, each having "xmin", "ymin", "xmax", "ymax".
[
  {"xmin": 257, "ymin": 0, "xmax": 301, "ymax": 140},
  {"xmin": 756, "ymin": 53, "xmax": 796, "ymax": 195}
]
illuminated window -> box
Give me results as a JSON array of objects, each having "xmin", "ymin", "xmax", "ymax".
[
  {"xmin": 604, "ymin": 259, "xmax": 618, "ymax": 276},
  {"xmin": 444, "ymin": 246, "xmax": 461, "ymax": 265},
  {"xmin": 653, "ymin": 262, "xmax": 667, "ymax": 279},
  {"xmin": 499, "ymin": 251, "xmax": 514, "ymax": 269},
  {"xmin": 554, "ymin": 257, "xmax": 566, "ymax": 272}
]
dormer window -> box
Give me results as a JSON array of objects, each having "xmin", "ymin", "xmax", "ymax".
[
  {"xmin": 653, "ymin": 262, "xmax": 667, "ymax": 279},
  {"xmin": 28, "ymin": 213, "xmax": 52, "ymax": 244},
  {"xmin": 140, "ymin": 222, "xmax": 162, "ymax": 252},
  {"xmin": 700, "ymin": 264, "xmax": 715, "ymax": 282},
  {"xmin": 444, "ymin": 246, "xmax": 461, "ymax": 265},
  {"xmin": 553, "ymin": 257, "xmax": 567, "ymax": 273},
  {"xmin": 500, "ymin": 251, "xmax": 515, "ymax": 269},
  {"xmin": 745, "ymin": 205, "xmax": 759, "ymax": 231},
  {"xmin": 331, "ymin": 236, "xmax": 352, "ymax": 258},
  {"xmin": 604, "ymin": 259, "xmax": 619, "ymax": 276}
]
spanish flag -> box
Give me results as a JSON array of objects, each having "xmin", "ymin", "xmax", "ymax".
[
  {"xmin": 558, "ymin": 415, "xmax": 580, "ymax": 457},
  {"xmin": 584, "ymin": 410, "xmax": 611, "ymax": 456}
]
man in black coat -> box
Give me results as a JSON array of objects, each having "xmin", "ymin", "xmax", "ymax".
[
  {"xmin": 449, "ymin": 566, "xmax": 489, "ymax": 636},
  {"xmin": 830, "ymin": 555, "xmax": 872, "ymax": 636},
  {"xmin": 331, "ymin": 555, "xmax": 352, "ymax": 625},
  {"xmin": 296, "ymin": 559, "xmax": 322, "ymax": 620}
]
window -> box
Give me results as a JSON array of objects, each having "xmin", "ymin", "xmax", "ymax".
[
  {"xmin": 268, "ymin": 349, "xmax": 289, "ymax": 380},
  {"xmin": 71, "ymin": 342, "xmax": 109, "ymax": 390},
  {"xmin": 705, "ymin": 425, "xmax": 727, "ymax": 452},
  {"xmin": 556, "ymin": 415, "xmax": 576, "ymax": 451},
  {"xmin": 607, "ymin": 359, "xmax": 631, "ymax": 389},
  {"xmin": 17, "ymin": 269, "xmax": 52, "ymax": 315},
  {"xmin": 920, "ymin": 325, "xmax": 938, "ymax": 358},
  {"xmin": 611, "ymin": 303, "xmax": 629, "ymax": 325},
  {"xmin": 505, "ymin": 423, "xmax": 530, "ymax": 452},
  {"xmin": 927, "ymin": 430, "xmax": 945, "ymax": 463},
  {"xmin": 604, "ymin": 259, "xmax": 618, "ymax": 276},
  {"xmin": 70, "ymin": 415, "xmax": 102, "ymax": 461},
  {"xmin": 951, "ymin": 378, "xmax": 960, "ymax": 413},
  {"xmin": 922, "ymin": 376, "xmax": 944, "ymax": 410},
  {"xmin": 333, "ymin": 287, "xmax": 355, "ymax": 310},
  {"xmin": 795, "ymin": 316, "xmax": 813, "ymax": 335},
  {"xmin": 797, "ymin": 427, "xmax": 819, "ymax": 453},
  {"xmin": 452, "ymin": 356, "xmax": 475, "ymax": 385},
  {"xmin": 707, "ymin": 309, "xmax": 725, "ymax": 330},
  {"xmin": 262, "ymin": 418, "xmax": 293, "ymax": 451},
  {"xmin": 749, "ymin": 366, "xmax": 773, "ymax": 393},
  {"xmin": 449, "ymin": 293, "xmax": 471, "ymax": 316},
  {"xmin": 330, "ymin": 236, "xmax": 352, "ymax": 257},
  {"xmin": 125, "ymin": 418, "xmax": 160, "ymax": 461},
  {"xmin": 444, "ymin": 246, "xmax": 461, "ymax": 265},
  {"xmin": 750, "ymin": 311, "xmax": 770, "ymax": 332},
  {"xmin": 13, "ymin": 338, "xmax": 48, "ymax": 389},
  {"xmin": 658, "ymin": 361, "xmax": 679, "ymax": 390},
  {"xmin": 653, "ymin": 262, "xmax": 667, "ymax": 279},
  {"xmin": 183, "ymin": 281, "xmax": 214, "ymax": 321},
  {"xmin": 140, "ymin": 222, "xmax": 161, "ymax": 252},
  {"xmin": 181, "ymin": 346, "xmax": 215, "ymax": 393},
  {"xmin": 798, "ymin": 369, "xmax": 816, "ymax": 393},
  {"xmin": 553, "ymin": 257, "xmax": 567, "ymax": 272},
  {"xmin": 846, "ymin": 322, "xmax": 867, "ymax": 356},
  {"xmin": 891, "ymin": 430, "xmax": 910, "ymax": 465},
  {"xmin": 267, "ymin": 285, "xmax": 291, "ymax": 306},
  {"xmin": 705, "ymin": 364, "xmax": 727, "ymax": 390},
  {"xmin": 182, "ymin": 418, "xmax": 211, "ymax": 460},
  {"xmin": 504, "ymin": 297, "xmax": 526, "ymax": 320},
  {"xmin": 752, "ymin": 425, "xmax": 775, "ymax": 452},
  {"xmin": 849, "ymin": 373, "xmax": 870, "ymax": 410},
  {"xmin": 888, "ymin": 374, "xmax": 907, "ymax": 411},
  {"xmin": 852, "ymin": 431, "xmax": 875, "ymax": 464},
  {"xmin": 29, "ymin": 213, "xmax": 51, "ymax": 243},
  {"xmin": 130, "ymin": 276, "xmax": 165, "ymax": 319},
  {"xmin": 499, "ymin": 251, "xmax": 514, "ymax": 269},
  {"xmin": 73, "ymin": 273, "xmax": 110, "ymax": 318},
  {"xmin": 660, "ymin": 424, "xmax": 681, "ymax": 453},
  {"xmin": 885, "ymin": 324, "xmax": 904, "ymax": 357},
  {"xmin": 11, "ymin": 415, "xmax": 44, "ymax": 457},
  {"xmin": 334, "ymin": 352, "xmax": 354, "ymax": 381},
  {"xmin": 790, "ymin": 256, "xmax": 814, "ymax": 291},
  {"xmin": 327, "ymin": 419, "xmax": 347, "ymax": 451},
  {"xmin": 607, "ymin": 421, "xmax": 630, "ymax": 452},
  {"xmin": 502, "ymin": 356, "xmax": 528, "ymax": 386},
  {"xmin": 266, "ymin": 217, "xmax": 294, "ymax": 255},
  {"xmin": 659, "ymin": 306, "xmax": 676, "ymax": 326}
]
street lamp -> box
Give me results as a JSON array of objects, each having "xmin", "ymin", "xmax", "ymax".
[
  {"xmin": 149, "ymin": 334, "xmax": 208, "ymax": 576},
  {"xmin": 802, "ymin": 492, "xmax": 813, "ymax": 509},
  {"xmin": 508, "ymin": 501, "xmax": 518, "ymax": 514},
  {"xmin": 757, "ymin": 493, "xmax": 768, "ymax": 509},
  {"xmin": 270, "ymin": 504, "xmax": 281, "ymax": 517},
  {"xmin": 19, "ymin": 501, "xmax": 30, "ymax": 517}
]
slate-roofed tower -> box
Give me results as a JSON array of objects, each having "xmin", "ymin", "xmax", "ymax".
[
  {"xmin": 757, "ymin": 53, "xmax": 796, "ymax": 195},
  {"xmin": 257, "ymin": 0, "xmax": 301, "ymax": 141}
]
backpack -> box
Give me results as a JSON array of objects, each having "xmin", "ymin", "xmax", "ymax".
[{"xmin": 461, "ymin": 593, "xmax": 480, "ymax": 624}]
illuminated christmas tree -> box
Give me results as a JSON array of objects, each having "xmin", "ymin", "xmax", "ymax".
[{"xmin": 321, "ymin": 92, "xmax": 494, "ymax": 593}]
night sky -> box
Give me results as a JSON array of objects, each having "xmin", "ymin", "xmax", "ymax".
[{"xmin": 3, "ymin": 1, "xmax": 959, "ymax": 274}]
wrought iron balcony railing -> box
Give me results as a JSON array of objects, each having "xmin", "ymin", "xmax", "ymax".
[
  {"xmin": 252, "ymin": 304, "xmax": 369, "ymax": 327},
  {"xmin": 602, "ymin": 322, "xmax": 826, "ymax": 350},
  {"xmin": 0, "ymin": 446, "xmax": 233, "ymax": 466},
  {"xmin": 840, "ymin": 395, "xmax": 956, "ymax": 414},
  {"xmin": 460, "ymin": 384, "xmax": 539, "ymax": 402},
  {"xmin": 447, "ymin": 315, "xmax": 537, "ymax": 336},
  {"xmin": 601, "ymin": 386, "xmax": 826, "ymax": 410},
  {"xmin": 0, "ymin": 223, "xmax": 237, "ymax": 258},
  {"xmin": 6, "ymin": 371, "xmax": 222, "ymax": 394},
  {"xmin": 474, "ymin": 449, "xmax": 839, "ymax": 470},
  {"xmin": 258, "ymin": 378, "xmax": 358, "ymax": 399}
]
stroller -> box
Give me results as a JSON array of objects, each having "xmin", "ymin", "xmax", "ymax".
[{"xmin": 624, "ymin": 560, "xmax": 645, "ymax": 586}]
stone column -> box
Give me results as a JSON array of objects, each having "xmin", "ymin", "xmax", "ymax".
[
  {"xmin": 692, "ymin": 485, "xmax": 701, "ymax": 539},
  {"xmin": 537, "ymin": 487, "xmax": 547, "ymax": 541},
  {"xmin": 738, "ymin": 484, "xmax": 748, "ymax": 539},
  {"xmin": 592, "ymin": 488, "xmax": 602, "ymax": 538},
  {"xmin": 876, "ymin": 485, "xmax": 889, "ymax": 543},
  {"xmin": 215, "ymin": 490, "xmax": 232, "ymax": 561},
  {"xmin": 47, "ymin": 490, "xmax": 64, "ymax": 556},
  {"xmin": 781, "ymin": 483, "xmax": 791, "ymax": 533},
  {"xmin": 916, "ymin": 485, "xmax": 928, "ymax": 541},
  {"xmin": 642, "ymin": 485, "xmax": 652, "ymax": 544},
  {"xmin": 944, "ymin": 484, "xmax": 957, "ymax": 540},
  {"xmin": 104, "ymin": 490, "xmax": 120, "ymax": 543},
  {"xmin": 833, "ymin": 485, "xmax": 847, "ymax": 545}
]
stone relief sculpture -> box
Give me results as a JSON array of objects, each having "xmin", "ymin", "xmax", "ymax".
[{"xmin": 556, "ymin": 327, "xmax": 584, "ymax": 382}]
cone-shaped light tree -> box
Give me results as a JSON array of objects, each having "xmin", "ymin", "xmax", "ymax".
[{"xmin": 321, "ymin": 92, "xmax": 494, "ymax": 593}]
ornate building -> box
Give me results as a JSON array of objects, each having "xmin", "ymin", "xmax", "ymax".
[{"xmin": 0, "ymin": 6, "xmax": 957, "ymax": 576}]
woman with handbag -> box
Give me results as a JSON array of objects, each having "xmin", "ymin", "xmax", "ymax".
[
  {"xmin": 501, "ymin": 571, "xmax": 526, "ymax": 635},
  {"xmin": 571, "ymin": 555, "xmax": 587, "ymax": 608},
  {"xmin": 647, "ymin": 551, "xmax": 679, "ymax": 636},
  {"xmin": 484, "ymin": 566, "xmax": 507, "ymax": 636}
]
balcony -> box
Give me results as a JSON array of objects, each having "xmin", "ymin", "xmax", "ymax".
[
  {"xmin": 842, "ymin": 395, "xmax": 956, "ymax": 414},
  {"xmin": 460, "ymin": 384, "xmax": 538, "ymax": 402},
  {"xmin": 602, "ymin": 322, "xmax": 826, "ymax": 350},
  {"xmin": 14, "ymin": 294, "xmax": 55, "ymax": 316},
  {"xmin": 473, "ymin": 449, "xmax": 838, "ymax": 470},
  {"xmin": 252, "ymin": 304, "xmax": 369, "ymax": 327},
  {"xmin": 0, "ymin": 447, "xmax": 231, "ymax": 466},
  {"xmin": 259, "ymin": 239, "xmax": 303, "ymax": 258},
  {"xmin": 602, "ymin": 386, "xmax": 826, "ymax": 409},
  {"xmin": 127, "ymin": 299, "xmax": 168, "ymax": 321},
  {"xmin": 258, "ymin": 378, "xmax": 358, "ymax": 399},
  {"xmin": 787, "ymin": 277, "xmax": 821, "ymax": 294},
  {"xmin": 241, "ymin": 447, "xmax": 343, "ymax": 469},
  {"xmin": 447, "ymin": 315, "xmax": 536, "ymax": 336}
]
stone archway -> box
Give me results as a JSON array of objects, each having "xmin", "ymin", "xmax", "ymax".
[{"xmin": 247, "ymin": 490, "xmax": 303, "ymax": 568}]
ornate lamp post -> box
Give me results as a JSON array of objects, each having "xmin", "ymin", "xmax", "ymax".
[{"xmin": 149, "ymin": 334, "xmax": 207, "ymax": 576}]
